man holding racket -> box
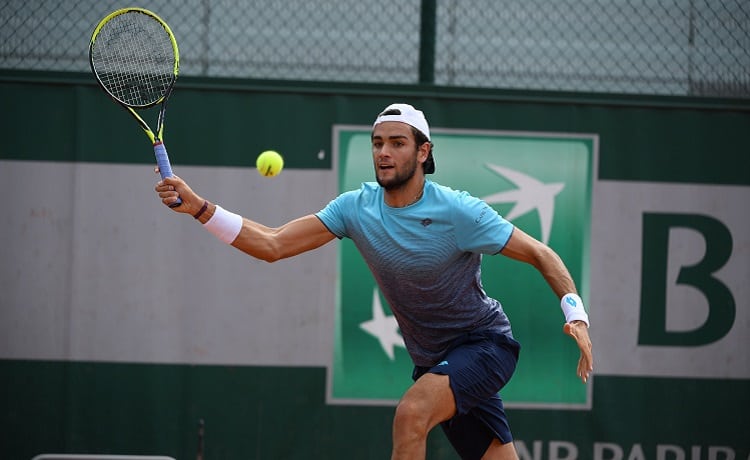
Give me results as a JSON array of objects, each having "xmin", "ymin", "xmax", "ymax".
[{"xmin": 155, "ymin": 103, "xmax": 593, "ymax": 460}]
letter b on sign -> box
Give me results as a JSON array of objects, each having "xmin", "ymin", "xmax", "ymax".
[{"xmin": 639, "ymin": 213, "xmax": 735, "ymax": 346}]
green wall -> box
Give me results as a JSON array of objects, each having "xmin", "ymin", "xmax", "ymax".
[
  {"xmin": 2, "ymin": 361, "xmax": 749, "ymax": 459},
  {"xmin": 1, "ymin": 71, "xmax": 748, "ymax": 459},
  {"xmin": 3, "ymin": 71, "xmax": 748, "ymax": 185}
]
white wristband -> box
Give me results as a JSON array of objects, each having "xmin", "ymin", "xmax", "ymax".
[
  {"xmin": 203, "ymin": 205, "xmax": 243, "ymax": 244},
  {"xmin": 561, "ymin": 293, "xmax": 590, "ymax": 327}
]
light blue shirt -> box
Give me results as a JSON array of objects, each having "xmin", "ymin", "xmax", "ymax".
[{"xmin": 316, "ymin": 180, "xmax": 515, "ymax": 366}]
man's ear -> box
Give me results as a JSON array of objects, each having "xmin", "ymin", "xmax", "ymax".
[{"xmin": 418, "ymin": 142, "xmax": 430, "ymax": 163}]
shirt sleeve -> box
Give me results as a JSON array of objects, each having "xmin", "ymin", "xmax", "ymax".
[
  {"xmin": 315, "ymin": 191, "xmax": 355, "ymax": 239},
  {"xmin": 452, "ymin": 191, "xmax": 514, "ymax": 254}
]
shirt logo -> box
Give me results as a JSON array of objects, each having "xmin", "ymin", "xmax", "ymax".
[
  {"xmin": 475, "ymin": 206, "xmax": 489, "ymax": 223},
  {"xmin": 420, "ymin": 218, "xmax": 433, "ymax": 227}
]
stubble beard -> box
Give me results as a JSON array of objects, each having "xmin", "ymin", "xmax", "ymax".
[{"xmin": 376, "ymin": 156, "xmax": 418, "ymax": 191}]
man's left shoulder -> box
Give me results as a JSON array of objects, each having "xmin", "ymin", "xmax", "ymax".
[{"xmin": 427, "ymin": 180, "xmax": 473, "ymax": 201}]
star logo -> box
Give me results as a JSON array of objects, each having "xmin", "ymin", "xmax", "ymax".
[
  {"xmin": 481, "ymin": 163, "xmax": 565, "ymax": 244},
  {"xmin": 359, "ymin": 287, "xmax": 405, "ymax": 360}
]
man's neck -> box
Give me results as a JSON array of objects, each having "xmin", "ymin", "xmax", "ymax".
[{"xmin": 384, "ymin": 178, "xmax": 426, "ymax": 208}]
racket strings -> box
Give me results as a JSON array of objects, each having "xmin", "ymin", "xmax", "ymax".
[{"xmin": 92, "ymin": 12, "xmax": 176, "ymax": 107}]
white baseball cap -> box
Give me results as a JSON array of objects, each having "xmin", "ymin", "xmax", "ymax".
[
  {"xmin": 373, "ymin": 103, "xmax": 431, "ymax": 140},
  {"xmin": 373, "ymin": 103, "xmax": 435, "ymax": 173}
]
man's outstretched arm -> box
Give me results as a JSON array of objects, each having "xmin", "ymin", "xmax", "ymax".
[{"xmin": 156, "ymin": 175, "xmax": 336, "ymax": 262}]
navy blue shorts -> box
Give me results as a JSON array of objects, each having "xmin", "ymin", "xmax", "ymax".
[{"xmin": 412, "ymin": 329, "xmax": 521, "ymax": 460}]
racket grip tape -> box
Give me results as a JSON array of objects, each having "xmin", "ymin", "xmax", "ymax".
[{"xmin": 153, "ymin": 141, "xmax": 182, "ymax": 207}]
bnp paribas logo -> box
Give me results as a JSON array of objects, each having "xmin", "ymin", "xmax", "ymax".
[{"xmin": 328, "ymin": 127, "xmax": 596, "ymax": 409}]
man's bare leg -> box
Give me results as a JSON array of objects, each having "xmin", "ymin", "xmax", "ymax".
[{"xmin": 391, "ymin": 373, "xmax": 455, "ymax": 460}]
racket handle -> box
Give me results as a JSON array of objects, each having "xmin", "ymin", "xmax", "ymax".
[{"xmin": 154, "ymin": 141, "xmax": 182, "ymax": 207}]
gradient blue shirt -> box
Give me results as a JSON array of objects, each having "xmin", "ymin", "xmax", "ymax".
[{"xmin": 316, "ymin": 180, "xmax": 515, "ymax": 366}]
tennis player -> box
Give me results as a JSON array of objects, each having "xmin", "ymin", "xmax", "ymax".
[{"xmin": 155, "ymin": 103, "xmax": 593, "ymax": 460}]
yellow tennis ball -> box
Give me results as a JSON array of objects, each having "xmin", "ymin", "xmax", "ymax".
[{"xmin": 256, "ymin": 150, "xmax": 284, "ymax": 177}]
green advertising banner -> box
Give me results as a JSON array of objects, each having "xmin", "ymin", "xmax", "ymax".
[{"xmin": 329, "ymin": 126, "xmax": 595, "ymax": 408}]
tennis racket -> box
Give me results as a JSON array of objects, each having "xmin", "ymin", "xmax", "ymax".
[{"xmin": 89, "ymin": 7, "xmax": 182, "ymax": 206}]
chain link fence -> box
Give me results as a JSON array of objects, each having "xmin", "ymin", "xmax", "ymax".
[{"xmin": 1, "ymin": 0, "xmax": 748, "ymax": 97}]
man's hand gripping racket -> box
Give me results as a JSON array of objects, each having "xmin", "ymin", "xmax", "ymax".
[{"xmin": 89, "ymin": 7, "xmax": 182, "ymax": 206}]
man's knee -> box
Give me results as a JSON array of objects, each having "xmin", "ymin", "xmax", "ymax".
[{"xmin": 393, "ymin": 397, "xmax": 430, "ymax": 434}]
